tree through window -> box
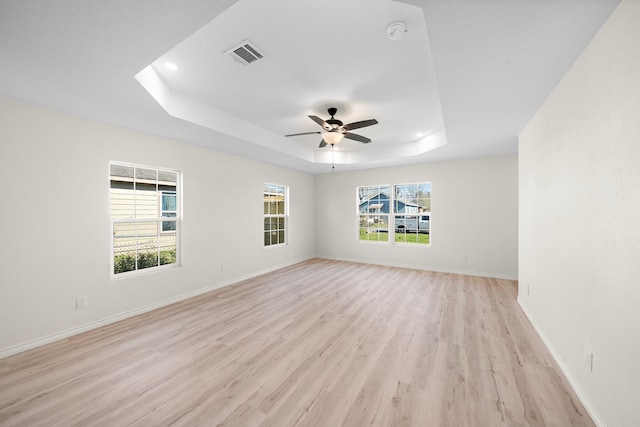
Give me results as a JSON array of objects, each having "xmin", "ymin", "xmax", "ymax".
[
  {"xmin": 393, "ymin": 183, "xmax": 431, "ymax": 244},
  {"xmin": 358, "ymin": 185, "xmax": 390, "ymax": 242}
]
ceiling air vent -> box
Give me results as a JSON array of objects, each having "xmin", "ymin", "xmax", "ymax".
[{"xmin": 225, "ymin": 40, "xmax": 265, "ymax": 65}]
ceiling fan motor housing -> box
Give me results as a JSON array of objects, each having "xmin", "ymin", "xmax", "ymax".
[{"xmin": 326, "ymin": 108, "xmax": 343, "ymax": 130}]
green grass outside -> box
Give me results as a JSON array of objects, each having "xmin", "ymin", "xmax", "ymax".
[
  {"xmin": 359, "ymin": 228, "xmax": 429, "ymax": 245},
  {"xmin": 395, "ymin": 233, "xmax": 430, "ymax": 244},
  {"xmin": 359, "ymin": 228, "xmax": 389, "ymax": 242},
  {"xmin": 114, "ymin": 249, "xmax": 177, "ymax": 274}
]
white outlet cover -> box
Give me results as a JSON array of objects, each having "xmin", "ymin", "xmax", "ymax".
[{"xmin": 76, "ymin": 296, "xmax": 88, "ymax": 309}]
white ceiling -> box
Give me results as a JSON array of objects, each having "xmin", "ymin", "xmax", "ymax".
[{"xmin": 0, "ymin": 0, "xmax": 620, "ymax": 174}]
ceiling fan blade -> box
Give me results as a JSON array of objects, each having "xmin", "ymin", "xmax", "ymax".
[
  {"xmin": 309, "ymin": 115, "xmax": 328, "ymax": 128},
  {"xmin": 285, "ymin": 131, "xmax": 321, "ymax": 137},
  {"xmin": 344, "ymin": 119, "xmax": 378, "ymax": 131},
  {"xmin": 344, "ymin": 132, "xmax": 371, "ymax": 144},
  {"xmin": 319, "ymin": 139, "xmax": 328, "ymax": 148}
]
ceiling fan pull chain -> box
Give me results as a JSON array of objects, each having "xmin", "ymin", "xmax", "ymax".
[{"xmin": 332, "ymin": 145, "xmax": 335, "ymax": 173}]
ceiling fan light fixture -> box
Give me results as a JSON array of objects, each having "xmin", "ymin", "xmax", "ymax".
[
  {"xmin": 285, "ymin": 107, "xmax": 377, "ymax": 148},
  {"xmin": 323, "ymin": 132, "xmax": 344, "ymax": 145}
]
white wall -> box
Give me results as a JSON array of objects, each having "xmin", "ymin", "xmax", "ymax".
[
  {"xmin": 0, "ymin": 97, "xmax": 315, "ymax": 356},
  {"xmin": 315, "ymin": 155, "xmax": 518, "ymax": 279},
  {"xmin": 518, "ymin": 0, "xmax": 640, "ymax": 425}
]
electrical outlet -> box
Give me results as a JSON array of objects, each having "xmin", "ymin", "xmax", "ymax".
[
  {"xmin": 75, "ymin": 296, "xmax": 88, "ymax": 309},
  {"xmin": 584, "ymin": 343, "xmax": 594, "ymax": 372},
  {"xmin": 586, "ymin": 352, "xmax": 594, "ymax": 372},
  {"xmin": 462, "ymin": 255, "xmax": 468, "ymax": 263}
]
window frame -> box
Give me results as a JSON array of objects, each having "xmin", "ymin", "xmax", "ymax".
[
  {"xmin": 160, "ymin": 190, "xmax": 177, "ymax": 233},
  {"xmin": 356, "ymin": 182, "xmax": 431, "ymax": 246},
  {"xmin": 357, "ymin": 184, "xmax": 391, "ymax": 243},
  {"xmin": 263, "ymin": 182, "xmax": 288, "ymax": 247},
  {"xmin": 392, "ymin": 182, "xmax": 431, "ymax": 246},
  {"xmin": 109, "ymin": 161, "xmax": 181, "ymax": 278}
]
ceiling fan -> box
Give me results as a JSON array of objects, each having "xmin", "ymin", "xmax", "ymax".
[{"xmin": 285, "ymin": 107, "xmax": 378, "ymax": 148}]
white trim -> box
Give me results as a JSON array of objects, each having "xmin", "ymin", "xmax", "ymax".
[
  {"xmin": 317, "ymin": 255, "xmax": 517, "ymax": 280},
  {"xmin": 518, "ymin": 299, "xmax": 607, "ymax": 427},
  {"xmin": 0, "ymin": 255, "xmax": 514, "ymax": 360},
  {"xmin": 0, "ymin": 256, "xmax": 313, "ymax": 360}
]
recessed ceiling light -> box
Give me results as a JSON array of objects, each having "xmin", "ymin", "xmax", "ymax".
[
  {"xmin": 416, "ymin": 132, "xmax": 424, "ymax": 138},
  {"xmin": 164, "ymin": 62, "xmax": 178, "ymax": 71}
]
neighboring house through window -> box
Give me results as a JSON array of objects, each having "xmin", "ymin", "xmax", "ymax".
[
  {"xmin": 110, "ymin": 162, "xmax": 180, "ymax": 275},
  {"xmin": 264, "ymin": 183, "xmax": 287, "ymax": 246},
  {"xmin": 358, "ymin": 185, "xmax": 390, "ymax": 242},
  {"xmin": 161, "ymin": 191, "xmax": 177, "ymax": 232},
  {"xmin": 393, "ymin": 182, "xmax": 431, "ymax": 244},
  {"xmin": 357, "ymin": 182, "xmax": 431, "ymax": 245}
]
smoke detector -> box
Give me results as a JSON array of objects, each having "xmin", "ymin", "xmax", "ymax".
[{"xmin": 387, "ymin": 22, "xmax": 406, "ymax": 40}]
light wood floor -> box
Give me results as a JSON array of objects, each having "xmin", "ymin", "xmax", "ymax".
[{"xmin": 0, "ymin": 259, "xmax": 593, "ymax": 426}]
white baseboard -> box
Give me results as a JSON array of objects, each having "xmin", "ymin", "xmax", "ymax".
[
  {"xmin": 517, "ymin": 298, "xmax": 607, "ymax": 427},
  {"xmin": 317, "ymin": 255, "xmax": 518, "ymax": 281},
  {"xmin": 0, "ymin": 256, "xmax": 512, "ymax": 360},
  {"xmin": 0, "ymin": 257, "xmax": 312, "ymax": 360}
]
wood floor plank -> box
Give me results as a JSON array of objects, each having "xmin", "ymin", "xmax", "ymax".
[{"xmin": 0, "ymin": 259, "xmax": 594, "ymax": 426}]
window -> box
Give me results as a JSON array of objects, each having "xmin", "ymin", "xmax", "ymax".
[
  {"xmin": 357, "ymin": 182, "xmax": 431, "ymax": 245},
  {"xmin": 161, "ymin": 191, "xmax": 177, "ymax": 232},
  {"xmin": 393, "ymin": 183, "xmax": 431, "ymax": 245},
  {"xmin": 110, "ymin": 163, "xmax": 180, "ymax": 275},
  {"xmin": 264, "ymin": 183, "xmax": 287, "ymax": 246},
  {"xmin": 358, "ymin": 185, "xmax": 390, "ymax": 242}
]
